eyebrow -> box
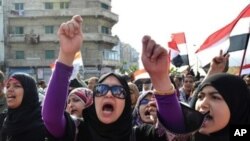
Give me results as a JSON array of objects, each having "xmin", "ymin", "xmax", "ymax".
[
  {"xmin": 7, "ymin": 80, "xmax": 21, "ymax": 85},
  {"xmin": 199, "ymin": 91, "xmax": 220, "ymax": 96}
]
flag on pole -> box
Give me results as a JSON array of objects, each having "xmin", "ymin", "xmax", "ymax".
[
  {"xmin": 70, "ymin": 51, "xmax": 84, "ymax": 80},
  {"xmin": 240, "ymin": 41, "xmax": 250, "ymax": 75},
  {"xmin": 50, "ymin": 51, "xmax": 84, "ymax": 80},
  {"xmin": 195, "ymin": 4, "xmax": 250, "ymax": 68},
  {"xmin": 168, "ymin": 32, "xmax": 189, "ymax": 67},
  {"xmin": 168, "ymin": 40, "xmax": 183, "ymax": 67},
  {"xmin": 241, "ymin": 64, "xmax": 250, "ymax": 75}
]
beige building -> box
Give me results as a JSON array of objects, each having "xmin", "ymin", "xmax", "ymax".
[
  {"xmin": 0, "ymin": 0, "xmax": 4, "ymax": 70},
  {"xmin": 3, "ymin": 0, "xmax": 121, "ymax": 82}
]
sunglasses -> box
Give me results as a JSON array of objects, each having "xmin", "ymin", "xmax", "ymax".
[
  {"xmin": 94, "ymin": 84, "xmax": 127, "ymax": 99},
  {"xmin": 140, "ymin": 99, "xmax": 151, "ymax": 105}
]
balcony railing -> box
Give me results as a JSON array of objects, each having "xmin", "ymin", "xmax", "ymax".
[
  {"xmin": 8, "ymin": 33, "xmax": 118, "ymax": 44},
  {"xmin": 8, "ymin": 8, "xmax": 118, "ymax": 22}
]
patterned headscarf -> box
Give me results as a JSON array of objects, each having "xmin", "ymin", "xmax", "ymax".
[{"xmin": 68, "ymin": 87, "xmax": 93, "ymax": 108}]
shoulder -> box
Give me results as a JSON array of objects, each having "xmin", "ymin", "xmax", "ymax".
[
  {"xmin": 45, "ymin": 112, "xmax": 77, "ymax": 141},
  {"xmin": 134, "ymin": 124, "xmax": 166, "ymax": 141}
]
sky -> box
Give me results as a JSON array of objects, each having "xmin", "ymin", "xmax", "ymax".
[{"xmin": 112, "ymin": 0, "xmax": 250, "ymax": 69}]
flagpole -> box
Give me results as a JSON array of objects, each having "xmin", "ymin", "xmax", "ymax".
[
  {"xmin": 184, "ymin": 35, "xmax": 190, "ymax": 66},
  {"xmin": 186, "ymin": 43, "xmax": 190, "ymax": 66},
  {"xmin": 238, "ymin": 32, "xmax": 250, "ymax": 76}
]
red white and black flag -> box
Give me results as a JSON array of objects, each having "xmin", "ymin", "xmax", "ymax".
[
  {"xmin": 195, "ymin": 4, "xmax": 250, "ymax": 73},
  {"xmin": 168, "ymin": 32, "xmax": 189, "ymax": 67}
]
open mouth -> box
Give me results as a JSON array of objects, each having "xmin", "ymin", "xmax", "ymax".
[
  {"xmin": 204, "ymin": 114, "xmax": 213, "ymax": 121},
  {"xmin": 202, "ymin": 113, "xmax": 213, "ymax": 127},
  {"xmin": 7, "ymin": 95, "xmax": 16, "ymax": 100},
  {"xmin": 144, "ymin": 110, "xmax": 150, "ymax": 116},
  {"xmin": 70, "ymin": 109, "xmax": 78, "ymax": 115},
  {"xmin": 102, "ymin": 103, "xmax": 114, "ymax": 114}
]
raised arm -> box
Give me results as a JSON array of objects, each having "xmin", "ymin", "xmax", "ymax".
[
  {"xmin": 42, "ymin": 15, "xmax": 83, "ymax": 138},
  {"xmin": 141, "ymin": 35, "xmax": 185, "ymax": 133},
  {"xmin": 203, "ymin": 50, "xmax": 229, "ymax": 82}
]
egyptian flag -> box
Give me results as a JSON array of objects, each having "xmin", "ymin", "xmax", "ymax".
[
  {"xmin": 241, "ymin": 64, "xmax": 250, "ymax": 75},
  {"xmin": 70, "ymin": 51, "xmax": 84, "ymax": 80},
  {"xmin": 168, "ymin": 32, "xmax": 189, "ymax": 67},
  {"xmin": 50, "ymin": 51, "xmax": 84, "ymax": 80},
  {"xmin": 195, "ymin": 4, "xmax": 250, "ymax": 68},
  {"xmin": 240, "ymin": 42, "xmax": 250, "ymax": 75}
]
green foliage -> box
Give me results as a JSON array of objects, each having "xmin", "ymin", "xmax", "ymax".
[
  {"xmin": 169, "ymin": 66, "xmax": 181, "ymax": 76},
  {"xmin": 119, "ymin": 61, "xmax": 139, "ymax": 76}
]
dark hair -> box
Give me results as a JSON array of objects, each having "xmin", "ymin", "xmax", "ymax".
[{"xmin": 38, "ymin": 80, "xmax": 45, "ymax": 85}]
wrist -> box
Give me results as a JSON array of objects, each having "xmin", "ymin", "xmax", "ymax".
[
  {"xmin": 154, "ymin": 84, "xmax": 176, "ymax": 95},
  {"xmin": 58, "ymin": 54, "xmax": 74, "ymax": 66}
]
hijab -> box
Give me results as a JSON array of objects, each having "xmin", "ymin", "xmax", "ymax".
[
  {"xmin": 78, "ymin": 72, "xmax": 132, "ymax": 141},
  {"xmin": 68, "ymin": 87, "xmax": 93, "ymax": 108},
  {"xmin": 2, "ymin": 73, "xmax": 43, "ymax": 136},
  {"xmin": 190, "ymin": 73, "xmax": 250, "ymax": 141},
  {"xmin": 132, "ymin": 90, "xmax": 154, "ymax": 126}
]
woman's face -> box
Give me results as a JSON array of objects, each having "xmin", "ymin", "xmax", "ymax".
[
  {"xmin": 6, "ymin": 78, "xmax": 24, "ymax": 109},
  {"xmin": 95, "ymin": 76, "xmax": 125, "ymax": 124},
  {"xmin": 138, "ymin": 93, "xmax": 156, "ymax": 124},
  {"xmin": 66, "ymin": 94, "xmax": 86, "ymax": 118},
  {"xmin": 195, "ymin": 85, "xmax": 230, "ymax": 135}
]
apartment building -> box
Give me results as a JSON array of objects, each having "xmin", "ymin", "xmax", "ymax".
[
  {"xmin": 0, "ymin": 0, "xmax": 4, "ymax": 70},
  {"xmin": 3, "ymin": 0, "xmax": 120, "ymax": 82}
]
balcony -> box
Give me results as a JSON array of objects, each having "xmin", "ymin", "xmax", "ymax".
[
  {"xmin": 6, "ymin": 58, "xmax": 54, "ymax": 67},
  {"xmin": 8, "ymin": 33, "xmax": 118, "ymax": 44},
  {"xmin": 101, "ymin": 59, "xmax": 121, "ymax": 67},
  {"xmin": 8, "ymin": 8, "xmax": 118, "ymax": 23},
  {"xmin": 84, "ymin": 33, "xmax": 118, "ymax": 44}
]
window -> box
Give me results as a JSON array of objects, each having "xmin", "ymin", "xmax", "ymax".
[
  {"xmin": 11, "ymin": 26, "xmax": 24, "ymax": 34},
  {"xmin": 15, "ymin": 3, "xmax": 24, "ymax": 10},
  {"xmin": 45, "ymin": 50, "xmax": 55, "ymax": 59},
  {"xmin": 45, "ymin": 2, "xmax": 53, "ymax": 9},
  {"xmin": 101, "ymin": 3, "xmax": 109, "ymax": 10},
  {"xmin": 101, "ymin": 26, "xmax": 109, "ymax": 34},
  {"xmin": 16, "ymin": 51, "xmax": 24, "ymax": 59},
  {"xmin": 60, "ymin": 2, "xmax": 69, "ymax": 9},
  {"xmin": 103, "ymin": 50, "xmax": 119, "ymax": 61},
  {"xmin": 45, "ymin": 26, "xmax": 54, "ymax": 34}
]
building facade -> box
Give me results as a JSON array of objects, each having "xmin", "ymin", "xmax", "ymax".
[
  {"xmin": 0, "ymin": 0, "xmax": 5, "ymax": 70},
  {"xmin": 2, "ymin": 0, "xmax": 123, "ymax": 82}
]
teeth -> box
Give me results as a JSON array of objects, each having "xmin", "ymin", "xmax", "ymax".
[{"xmin": 103, "ymin": 110, "xmax": 112, "ymax": 114}]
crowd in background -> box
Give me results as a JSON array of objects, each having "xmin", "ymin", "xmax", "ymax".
[{"xmin": 0, "ymin": 15, "xmax": 250, "ymax": 141}]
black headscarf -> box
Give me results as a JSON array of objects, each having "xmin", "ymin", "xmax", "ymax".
[
  {"xmin": 190, "ymin": 73, "xmax": 250, "ymax": 141},
  {"xmin": 2, "ymin": 73, "xmax": 43, "ymax": 136},
  {"xmin": 78, "ymin": 72, "xmax": 132, "ymax": 141}
]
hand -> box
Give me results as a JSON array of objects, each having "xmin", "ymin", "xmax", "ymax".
[
  {"xmin": 209, "ymin": 50, "xmax": 230, "ymax": 74},
  {"xmin": 141, "ymin": 35, "xmax": 172, "ymax": 92},
  {"xmin": 141, "ymin": 35, "xmax": 170, "ymax": 77},
  {"xmin": 57, "ymin": 15, "xmax": 83, "ymax": 66}
]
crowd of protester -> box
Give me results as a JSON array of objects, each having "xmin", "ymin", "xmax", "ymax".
[{"xmin": 0, "ymin": 15, "xmax": 249, "ymax": 141}]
